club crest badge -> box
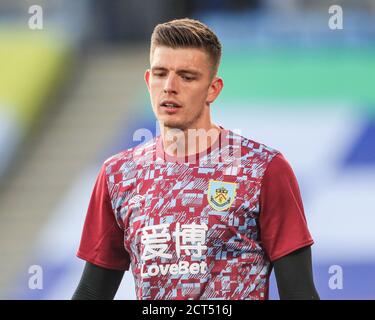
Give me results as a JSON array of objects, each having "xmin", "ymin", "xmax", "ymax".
[{"xmin": 207, "ymin": 180, "xmax": 237, "ymax": 211}]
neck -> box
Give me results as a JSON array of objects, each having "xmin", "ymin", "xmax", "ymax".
[{"xmin": 160, "ymin": 122, "xmax": 221, "ymax": 158}]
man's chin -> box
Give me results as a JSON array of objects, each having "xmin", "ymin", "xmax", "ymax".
[{"xmin": 158, "ymin": 118, "xmax": 186, "ymax": 130}]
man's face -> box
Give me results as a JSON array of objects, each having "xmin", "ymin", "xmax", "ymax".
[{"xmin": 145, "ymin": 46, "xmax": 222, "ymax": 131}]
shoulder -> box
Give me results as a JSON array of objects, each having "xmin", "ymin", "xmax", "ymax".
[
  {"xmin": 227, "ymin": 129, "xmax": 281, "ymax": 165},
  {"xmin": 264, "ymin": 153, "xmax": 294, "ymax": 177},
  {"xmin": 102, "ymin": 137, "xmax": 158, "ymax": 174}
]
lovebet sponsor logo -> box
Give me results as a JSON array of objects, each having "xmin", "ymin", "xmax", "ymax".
[
  {"xmin": 141, "ymin": 261, "xmax": 207, "ymax": 277},
  {"xmin": 140, "ymin": 222, "xmax": 208, "ymax": 277}
]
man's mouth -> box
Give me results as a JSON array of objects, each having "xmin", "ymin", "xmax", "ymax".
[{"xmin": 160, "ymin": 101, "xmax": 182, "ymax": 109}]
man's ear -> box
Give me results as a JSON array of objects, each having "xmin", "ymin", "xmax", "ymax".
[
  {"xmin": 144, "ymin": 69, "xmax": 151, "ymax": 91},
  {"xmin": 206, "ymin": 77, "xmax": 224, "ymax": 105}
]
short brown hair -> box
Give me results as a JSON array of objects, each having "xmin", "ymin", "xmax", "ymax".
[{"xmin": 150, "ymin": 18, "xmax": 222, "ymax": 76}]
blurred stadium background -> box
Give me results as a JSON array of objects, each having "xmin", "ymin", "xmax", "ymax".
[{"xmin": 0, "ymin": 0, "xmax": 374, "ymax": 300}]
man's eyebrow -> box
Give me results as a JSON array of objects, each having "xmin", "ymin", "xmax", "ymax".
[
  {"xmin": 151, "ymin": 66, "xmax": 167, "ymax": 71},
  {"xmin": 151, "ymin": 66, "xmax": 201, "ymax": 76},
  {"xmin": 177, "ymin": 69, "xmax": 201, "ymax": 76}
]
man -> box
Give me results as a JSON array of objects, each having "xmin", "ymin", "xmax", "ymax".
[{"xmin": 72, "ymin": 18, "xmax": 319, "ymax": 300}]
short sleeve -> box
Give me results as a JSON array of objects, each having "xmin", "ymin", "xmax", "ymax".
[
  {"xmin": 259, "ymin": 153, "xmax": 314, "ymax": 262},
  {"xmin": 77, "ymin": 164, "xmax": 131, "ymax": 271}
]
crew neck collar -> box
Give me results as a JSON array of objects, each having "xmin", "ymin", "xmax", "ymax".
[{"xmin": 156, "ymin": 125, "xmax": 226, "ymax": 164}]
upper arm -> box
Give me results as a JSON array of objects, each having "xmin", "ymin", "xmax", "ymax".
[
  {"xmin": 259, "ymin": 152, "xmax": 314, "ymax": 261},
  {"xmin": 259, "ymin": 154, "xmax": 318, "ymax": 299},
  {"xmin": 77, "ymin": 163, "xmax": 131, "ymax": 271}
]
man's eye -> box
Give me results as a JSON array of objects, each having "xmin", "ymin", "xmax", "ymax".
[
  {"xmin": 182, "ymin": 75, "xmax": 194, "ymax": 81},
  {"xmin": 153, "ymin": 73, "xmax": 165, "ymax": 77}
]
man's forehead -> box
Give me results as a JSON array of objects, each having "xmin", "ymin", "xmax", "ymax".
[{"xmin": 151, "ymin": 46, "xmax": 210, "ymax": 69}]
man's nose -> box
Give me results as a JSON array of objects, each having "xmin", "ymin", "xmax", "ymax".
[{"xmin": 163, "ymin": 73, "xmax": 178, "ymax": 94}]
